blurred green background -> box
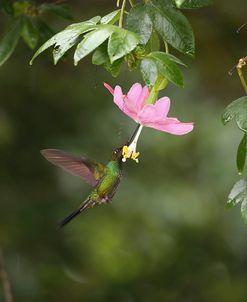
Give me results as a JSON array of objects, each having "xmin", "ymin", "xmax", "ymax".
[{"xmin": 1, "ymin": 1, "xmax": 247, "ymax": 301}]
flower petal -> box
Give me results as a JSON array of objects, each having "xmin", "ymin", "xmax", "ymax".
[
  {"xmin": 124, "ymin": 96, "xmax": 138, "ymax": 114},
  {"xmin": 137, "ymin": 86, "xmax": 149, "ymax": 111},
  {"xmin": 127, "ymin": 83, "xmax": 143, "ymax": 103},
  {"xmin": 122, "ymin": 105, "xmax": 139, "ymax": 122},
  {"xmin": 113, "ymin": 86, "xmax": 124, "ymax": 110},
  {"xmin": 105, "ymin": 82, "xmax": 193, "ymax": 135},
  {"xmin": 127, "ymin": 83, "xmax": 149, "ymax": 112},
  {"xmin": 104, "ymin": 82, "xmax": 114, "ymax": 95},
  {"xmin": 153, "ymin": 97, "xmax": 170, "ymax": 119},
  {"xmin": 146, "ymin": 118, "xmax": 194, "ymax": 135},
  {"xmin": 137, "ymin": 104, "xmax": 157, "ymax": 124},
  {"xmin": 105, "ymin": 84, "xmax": 139, "ymax": 121},
  {"xmin": 137, "ymin": 96, "xmax": 171, "ymax": 124}
]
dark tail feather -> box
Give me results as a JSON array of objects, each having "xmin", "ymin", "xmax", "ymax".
[{"xmin": 60, "ymin": 198, "xmax": 91, "ymax": 227}]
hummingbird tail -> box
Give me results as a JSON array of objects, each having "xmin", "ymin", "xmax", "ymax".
[{"xmin": 60, "ymin": 198, "xmax": 92, "ymax": 227}]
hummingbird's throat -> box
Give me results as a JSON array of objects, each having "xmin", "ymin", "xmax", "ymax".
[{"xmin": 122, "ymin": 125, "xmax": 143, "ymax": 163}]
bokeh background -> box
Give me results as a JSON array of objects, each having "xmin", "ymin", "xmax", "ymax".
[{"xmin": 1, "ymin": 1, "xmax": 247, "ymax": 301}]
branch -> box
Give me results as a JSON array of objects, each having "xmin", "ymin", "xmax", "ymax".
[
  {"xmin": 237, "ymin": 56, "xmax": 247, "ymax": 95},
  {"xmin": 119, "ymin": 0, "xmax": 127, "ymax": 28},
  {"xmin": 0, "ymin": 249, "xmax": 14, "ymax": 302}
]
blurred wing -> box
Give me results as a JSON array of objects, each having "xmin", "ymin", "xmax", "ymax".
[{"xmin": 41, "ymin": 149, "xmax": 107, "ymax": 187}]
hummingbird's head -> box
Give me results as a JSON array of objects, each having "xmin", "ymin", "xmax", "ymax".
[{"xmin": 111, "ymin": 146, "xmax": 123, "ymax": 161}]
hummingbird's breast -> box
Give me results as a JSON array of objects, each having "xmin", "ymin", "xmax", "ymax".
[{"xmin": 96, "ymin": 162, "xmax": 122, "ymax": 201}]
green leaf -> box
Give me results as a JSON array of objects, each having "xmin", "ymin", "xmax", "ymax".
[
  {"xmin": 53, "ymin": 18, "xmax": 101, "ymax": 65},
  {"xmin": 53, "ymin": 36, "xmax": 80, "ymax": 65},
  {"xmin": 0, "ymin": 16, "xmax": 23, "ymax": 66},
  {"xmin": 175, "ymin": 0, "xmax": 213, "ymax": 9},
  {"xmin": 39, "ymin": 3, "xmax": 73, "ymax": 20},
  {"xmin": 126, "ymin": 4, "xmax": 153, "ymax": 45},
  {"xmin": 227, "ymin": 179, "xmax": 247, "ymax": 224},
  {"xmin": 74, "ymin": 25, "xmax": 114, "ymax": 66},
  {"xmin": 67, "ymin": 16, "xmax": 101, "ymax": 30},
  {"xmin": 237, "ymin": 133, "xmax": 247, "ymax": 175},
  {"xmin": 35, "ymin": 20, "xmax": 54, "ymax": 42},
  {"xmin": 21, "ymin": 17, "xmax": 39, "ymax": 49},
  {"xmin": 92, "ymin": 43, "xmax": 109, "ymax": 65},
  {"xmin": 149, "ymin": 0, "xmax": 195, "ymax": 56},
  {"xmin": 92, "ymin": 42, "xmax": 123, "ymax": 76},
  {"xmin": 227, "ymin": 179, "xmax": 247, "ymax": 208},
  {"xmin": 222, "ymin": 96, "xmax": 247, "ymax": 131},
  {"xmin": 140, "ymin": 58, "xmax": 158, "ymax": 86},
  {"xmin": 30, "ymin": 17, "xmax": 100, "ymax": 64},
  {"xmin": 163, "ymin": 53, "xmax": 186, "ymax": 66},
  {"xmin": 104, "ymin": 58, "xmax": 123, "ymax": 77},
  {"xmin": 1, "ymin": 0, "xmax": 14, "ymax": 15},
  {"xmin": 148, "ymin": 51, "xmax": 184, "ymax": 87},
  {"xmin": 100, "ymin": 10, "xmax": 121, "ymax": 25},
  {"xmin": 108, "ymin": 28, "xmax": 139, "ymax": 63},
  {"xmin": 145, "ymin": 31, "xmax": 160, "ymax": 53},
  {"xmin": 13, "ymin": 1, "xmax": 31, "ymax": 16}
]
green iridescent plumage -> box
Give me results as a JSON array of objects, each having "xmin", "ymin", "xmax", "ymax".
[{"xmin": 41, "ymin": 147, "xmax": 123, "ymax": 226}]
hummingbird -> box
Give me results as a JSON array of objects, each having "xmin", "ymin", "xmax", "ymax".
[
  {"xmin": 41, "ymin": 124, "xmax": 142, "ymax": 227},
  {"xmin": 41, "ymin": 146, "xmax": 124, "ymax": 227}
]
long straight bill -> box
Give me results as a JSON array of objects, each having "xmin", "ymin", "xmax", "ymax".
[{"xmin": 127, "ymin": 123, "xmax": 142, "ymax": 145}]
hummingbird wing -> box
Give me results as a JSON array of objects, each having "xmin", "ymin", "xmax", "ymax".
[{"xmin": 40, "ymin": 149, "xmax": 107, "ymax": 187}]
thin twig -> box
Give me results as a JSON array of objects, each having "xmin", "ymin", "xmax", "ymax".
[
  {"xmin": 228, "ymin": 64, "xmax": 237, "ymax": 76},
  {"xmin": 129, "ymin": 0, "xmax": 135, "ymax": 7},
  {"xmin": 237, "ymin": 57, "xmax": 247, "ymax": 94},
  {"xmin": 237, "ymin": 22, "xmax": 247, "ymax": 33},
  {"xmin": 119, "ymin": 0, "xmax": 127, "ymax": 28},
  {"xmin": 0, "ymin": 249, "xmax": 14, "ymax": 302},
  {"xmin": 164, "ymin": 41, "xmax": 169, "ymax": 54}
]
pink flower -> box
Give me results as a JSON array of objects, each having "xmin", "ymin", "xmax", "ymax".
[{"xmin": 104, "ymin": 83, "xmax": 194, "ymax": 135}]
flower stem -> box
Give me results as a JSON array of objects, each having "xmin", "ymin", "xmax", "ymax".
[
  {"xmin": 119, "ymin": 0, "xmax": 127, "ymax": 28},
  {"xmin": 237, "ymin": 68, "xmax": 247, "ymax": 94},
  {"xmin": 147, "ymin": 86, "xmax": 159, "ymax": 104},
  {"xmin": 146, "ymin": 74, "xmax": 168, "ymax": 104},
  {"xmin": 164, "ymin": 41, "xmax": 169, "ymax": 54},
  {"xmin": 237, "ymin": 57, "xmax": 247, "ymax": 94}
]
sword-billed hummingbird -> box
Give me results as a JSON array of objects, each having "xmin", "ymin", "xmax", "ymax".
[{"xmin": 41, "ymin": 124, "xmax": 142, "ymax": 227}]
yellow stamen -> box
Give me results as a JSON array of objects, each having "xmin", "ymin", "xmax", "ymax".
[
  {"xmin": 122, "ymin": 145, "xmax": 140, "ymax": 163},
  {"xmin": 131, "ymin": 152, "xmax": 140, "ymax": 163},
  {"xmin": 122, "ymin": 145, "xmax": 129, "ymax": 158},
  {"xmin": 131, "ymin": 152, "xmax": 140, "ymax": 160}
]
